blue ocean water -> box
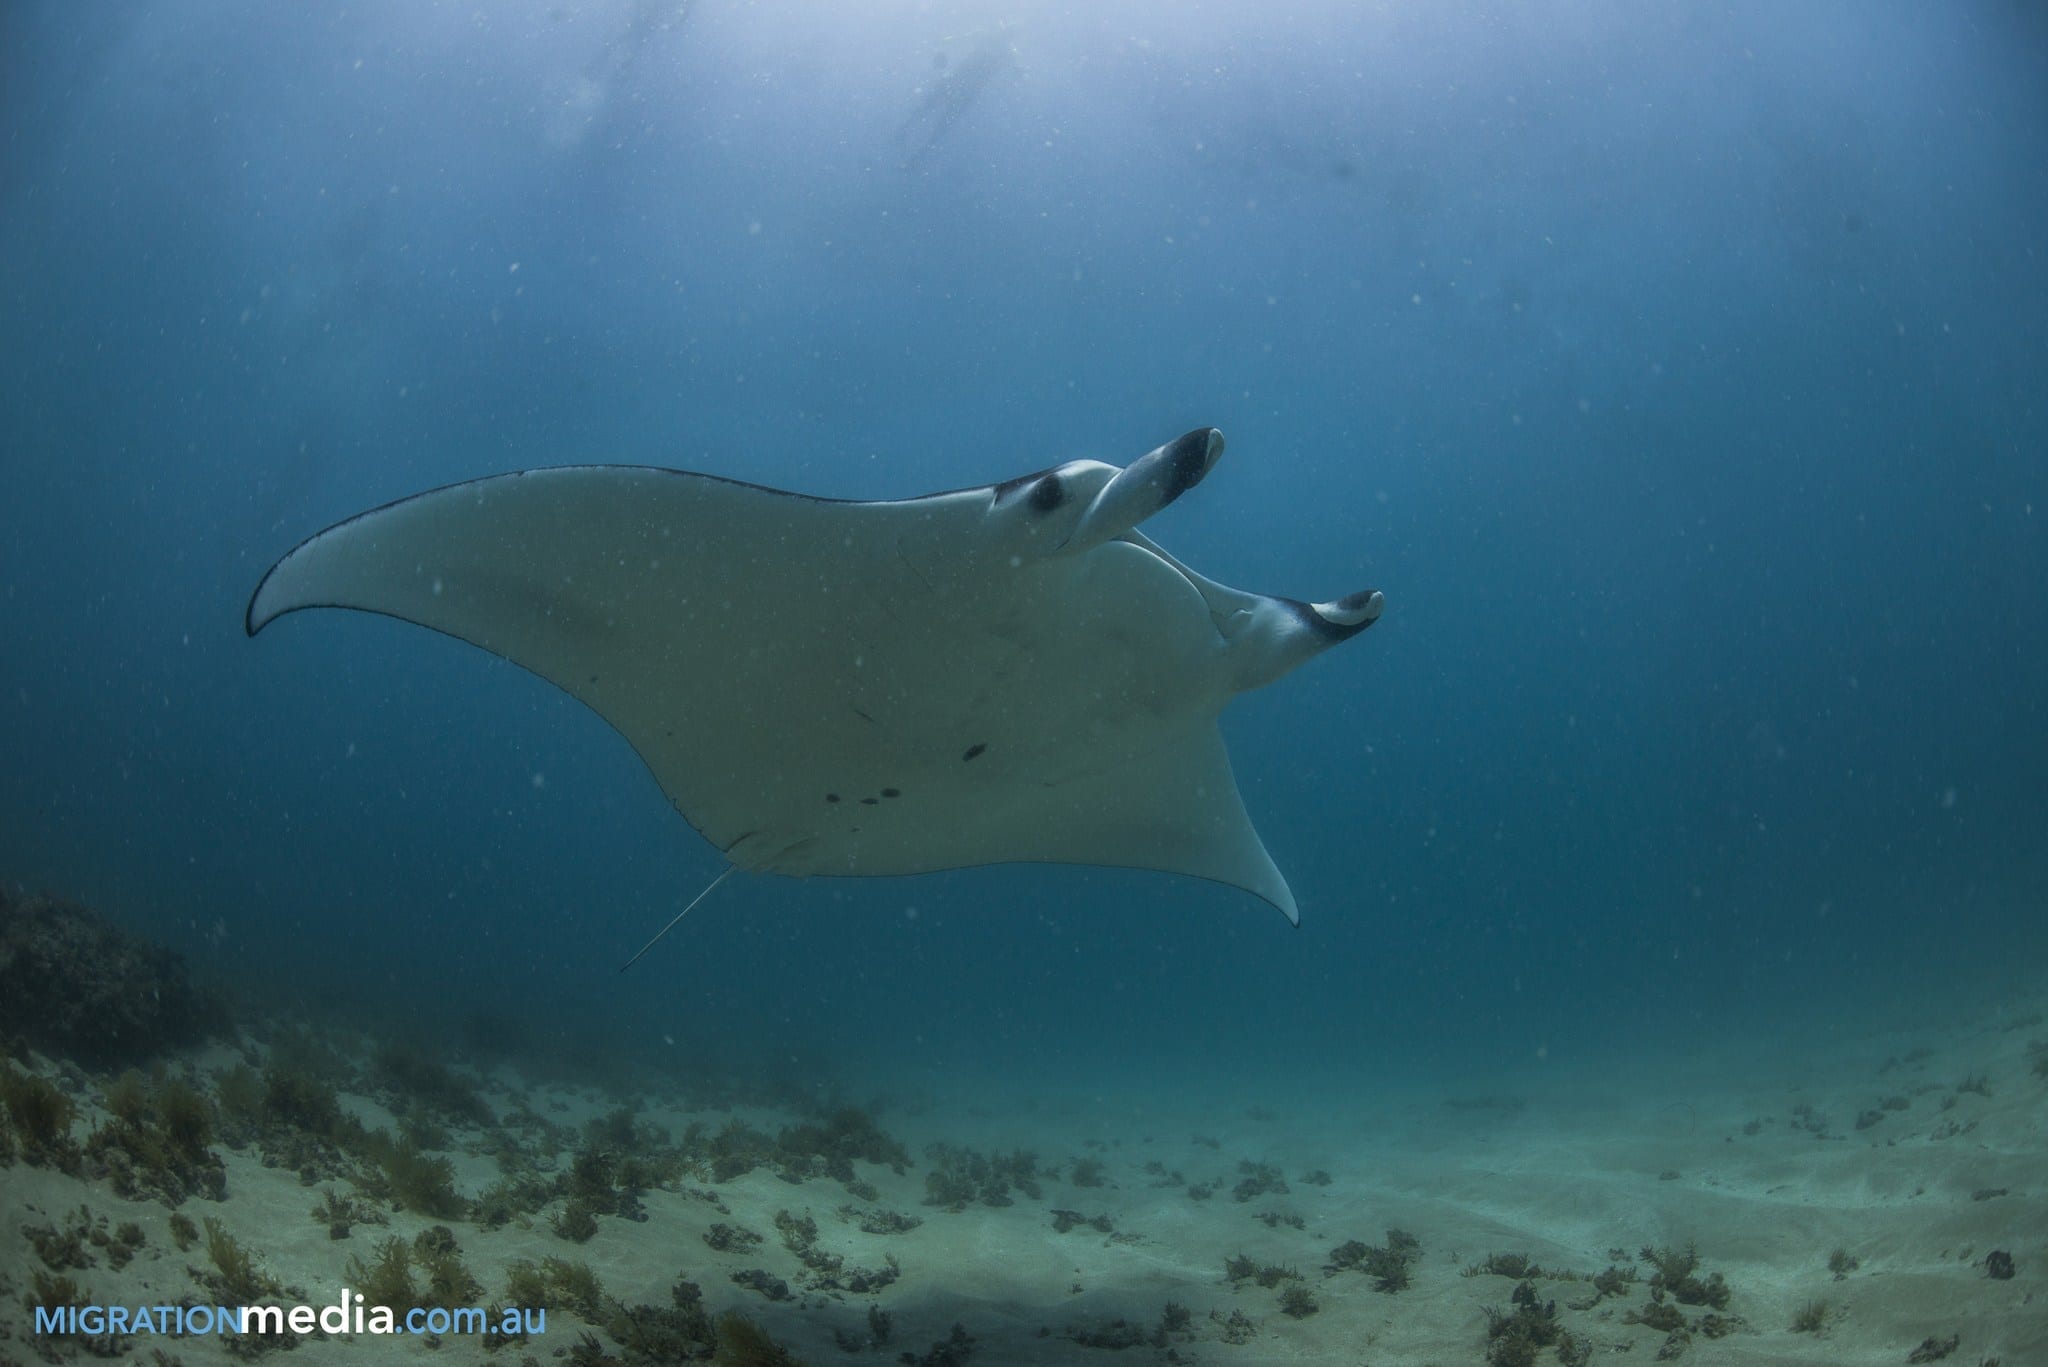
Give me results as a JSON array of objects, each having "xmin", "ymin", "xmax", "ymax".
[{"xmin": 2, "ymin": 0, "xmax": 2044, "ymax": 1109}]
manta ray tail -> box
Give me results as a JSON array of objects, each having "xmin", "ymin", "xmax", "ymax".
[{"xmin": 619, "ymin": 865, "xmax": 736, "ymax": 972}]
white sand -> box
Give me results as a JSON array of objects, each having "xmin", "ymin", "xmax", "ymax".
[{"xmin": 4, "ymin": 1000, "xmax": 2043, "ymax": 1365}]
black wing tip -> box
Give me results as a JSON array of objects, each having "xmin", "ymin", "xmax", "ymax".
[{"xmin": 1162, "ymin": 427, "xmax": 1223, "ymax": 500}]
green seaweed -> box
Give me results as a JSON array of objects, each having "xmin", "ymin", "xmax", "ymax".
[
  {"xmin": 896, "ymin": 1323, "xmax": 974, "ymax": 1367},
  {"xmin": 1224, "ymin": 1254, "xmax": 1299, "ymax": 1288},
  {"xmin": 399, "ymin": 1113, "xmax": 451, "ymax": 1151},
  {"xmin": 201, "ymin": 1217, "xmax": 278, "ymax": 1303},
  {"xmin": 1230, "ymin": 1160, "xmax": 1288, "ymax": 1202},
  {"xmin": 481, "ymin": 1302, "xmax": 527, "ymax": 1351},
  {"xmin": 704, "ymin": 1222, "xmax": 765, "ymax": 1252},
  {"xmin": 213, "ymin": 1063, "xmax": 263, "ymax": 1133},
  {"xmin": 25, "ymin": 1205, "xmax": 146, "ymax": 1274},
  {"xmin": 414, "ymin": 1227, "xmax": 481, "ymax": 1303},
  {"xmin": 1469, "ymin": 1251, "xmax": 1544, "ymax": 1279},
  {"xmin": 924, "ymin": 1164, "xmax": 976, "ymax": 1209},
  {"xmin": 311, "ymin": 1187, "xmax": 387, "ymax": 1239},
  {"xmin": 602, "ymin": 1278, "xmax": 719, "ymax": 1362},
  {"xmin": 267, "ymin": 1023, "xmax": 354, "ymax": 1081},
  {"xmin": 346, "ymin": 1236, "xmax": 424, "ymax": 1312},
  {"xmin": 711, "ymin": 1310, "xmax": 808, "ymax": 1365},
  {"xmin": 1638, "ymin": 1242, "xmax": 1729, "ymax": 1309},
  {"xmin": 504, "ymin": 1259, "xmax": 549, "ymax": 1310},
  {"xmin": 1328, "ymin": 1228, "xmax": 1421, "ymax": 1292},
  {"xmin": 560, "ymin": 1141, "xmax": 652, "ymax": 1222},
  {"xmin": 568, "ymin": 1148, "xmax": 619, "ymax": 1208},
  {"xmin": 474, "ymin": 1172, "xmax": 554, "ymax": 1229},
  {"xmin": 104, "ymin": 1070, "xmax": 150, "ymax": 1125},
  {"xmin": 25, "ymin": 1216, "xmax": 94, "ymax": 1270},
  {"xmin": 1590, "ymin": 1263, "xmax": 1637, "ymax": 1300},
  {"xmin": 312, "ymin": 1189, "xmax": 353, "ymax": 1239},
  {"xmin": 83, "ymin": 1072, "xmax": 226, "ymax": 1206},
  {"xmin": 1069, "ymin": 1319, "xmax": 1149, "ymax": 1348},
  {"xmin": 109, "ymin": 1221, "xmax": 145, "ymax": 1269},
  {"xmin": 1, "ymin": 1062, "xmax": 81, "ymax": 1171},
  {"xmin": 1364, "ymin": 1243, "xmax": 1415, "ymax": 1292},
  {"xmin": 1214, "ymin": 1307, "xmax": 1255, "ymax": 1344},
  {"xmin": 504, "ymin": 1257, "xmax": 610, "ymax": 1321},
  {"xmin": 840, "ymin": 1256, "xmax": 899, "ymax": 1295},
  {"xmin": 551, "ymin": 1201, "xmax": 600, "ymax": 1242},
  {"xmin": 729, "ymin": 1268, "xmax": 792, "ymax": 1302},
  {"xmin": 1906, "ymin": 1333, "xmax": 1961, "ymax": 1362},
  {"xmin": 850, "ymin": 1207, "xmax": 920, "ymax": 1235},
  {"xmin": 773, "ymin": 1209, "xmax": 844, "ymax": 1278},
  {"xmin": 26, "ymin": 1270, "xmax": 95, "ymax": 1347},
  {"xmin": 0, "ymin": 891, "xmax": 229, "ymax": 1069},
  {"xmin": 1050, "ymin": 1209, "xmax": 1115, "ymax": 1234},
  {"xmin": 1696, "ymin": 1313, "xmax": 1738, "ymax": 1340},
  {"xmin": 158, "ymin": 1079, "xmax": 214, "ymax": 1154},
  {"xmin": 1483, "ymin": 1279, "xmax": 1581, "ymax": 1367},
  {"xmin": 706, "ymin": 1119, "xmax": 775, "ymax": 1182},
  {"xmin": 567, "ymin": 1330, "xmax": 619, "ymax": 1365},
  {"xmin": 372, "ymin": 1041, "xmax": 492, "ymax": 1127},
  {"xmin": 368, "ymin": 1132, "xmax": 466, "ymax": 1218},
  {"xmin": 772, "ymin": 1105, "xmax": 910, "ymax": 1183},
  {"xmin": 260, "ymin": 1063, "xmax": 344, "ymax": 1135},
  {"xmin": 549, "ymin": 1258, "xmax": 611, "ymax": 1320},
  {"xmin": 922, "ymin": 1143, "xmax": 1042, "ymax": 1210},
  {"xmin": 584, "ymin": 1104, "xmax": 646, "ymax": 1151}
]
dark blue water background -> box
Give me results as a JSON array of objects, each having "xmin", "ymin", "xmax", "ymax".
[{"xmin": 3, "ymin": 0, "xmax": 2043, "ymax": 1101}]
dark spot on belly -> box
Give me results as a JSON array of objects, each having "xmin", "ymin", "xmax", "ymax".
[
  {"xmin": 825, "ymin": 793, "xmax": 840, "ymax": 803},
  {"xmin": 881, "ymin": 787, "xmax": 901, "ymax": 798},
  {"xmin": 961, "ymin": 743, "xmax": 986, "ymax": 762},
  {"xmin": 1029, "ymin": 472, "xmax": 1065, "ymax": 512},
  {"xmin": 860, "ymin": 797, "xmax": 879, "ymax": 806},
  {"xmin": 589, "ymin": 674, "xmax": 599, "ymax": 684}
]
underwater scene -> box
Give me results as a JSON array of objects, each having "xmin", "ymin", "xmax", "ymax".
[{"xmin": 2, "ymin": 2, "xmax": 2045, "ymax": 1364}]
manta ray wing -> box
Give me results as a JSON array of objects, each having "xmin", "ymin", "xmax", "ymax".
[{"xmin": 247, "ymin": 430, "xmax": 1381, "ymax": 922}]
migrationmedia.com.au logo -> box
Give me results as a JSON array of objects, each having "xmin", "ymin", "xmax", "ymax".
[{"xmin": 36, "ymin": 1289, "xmax": 546, "ymax": 1339}]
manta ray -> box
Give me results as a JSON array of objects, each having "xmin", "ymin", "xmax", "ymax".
[{"xmin": 247, "ymin": 429, "xmax": 1381, "ymax": 948}]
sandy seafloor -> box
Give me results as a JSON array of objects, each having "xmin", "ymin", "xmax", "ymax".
[{"xmin": 4, "ymin": 997, "xmax": 2044, "ymax": 1367}]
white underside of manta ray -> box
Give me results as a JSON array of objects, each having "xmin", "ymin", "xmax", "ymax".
[{"xmin": 246, "ymin": 428, "xmax": 1382, "ymax": 930}]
